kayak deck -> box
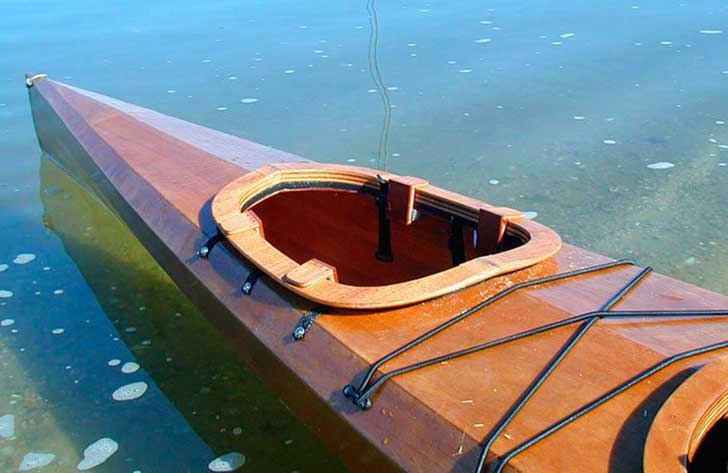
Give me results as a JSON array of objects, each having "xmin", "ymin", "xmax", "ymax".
[{"xmin": 27, "ymin": 74, "xmax": 728, "ymax": 473}]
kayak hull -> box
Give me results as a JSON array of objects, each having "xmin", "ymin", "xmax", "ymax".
[{"xmin": 28, "ymin": 75, "xmax": 728, "ymax": 473}]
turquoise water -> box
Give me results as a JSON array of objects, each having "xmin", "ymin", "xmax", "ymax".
[{"xmin": 2, "ymin": 0, "xmax": 728, "ymax": 471}]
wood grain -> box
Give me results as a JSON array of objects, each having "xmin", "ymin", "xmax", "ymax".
[{"xmin": 644, "ymin": 357, "xmax": 728, "ymax": 473}]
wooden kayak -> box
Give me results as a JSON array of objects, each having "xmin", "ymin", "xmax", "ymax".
[{"xmin": 26, "ymin": 73, "xmax": 728, "ymax": 473}]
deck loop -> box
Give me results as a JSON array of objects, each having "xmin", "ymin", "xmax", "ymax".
[
  {"xmin": 197, "ymin": 232, "xmax": 224, "ymax": 259},
  {"xmin": 242, "ymin": 268, "xmax": 263, "ymax": 295},
  {"xmin": 25, "ymin": 73, "xmax": 48, "ymax": 88},
  {"xmin": 292, "ymin": 307, "xmax": 325, "ymax": 341}
]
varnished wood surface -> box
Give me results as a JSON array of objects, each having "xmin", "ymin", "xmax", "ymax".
[
  {"xmin": 644, "ymin": 357, "xmax": 728, "ymax": 472},
  {"xmin": 210, "ymin": 163, "xmax": 562, "ymax": 309},
  {"xmin": 27, "ymin": 75, "xmax": 728, "ymax": 473}
]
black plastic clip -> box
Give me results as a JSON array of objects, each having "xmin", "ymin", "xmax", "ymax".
[
  {"xmin": 448, "ymin": 216, "xmax": 466, "ymax": 266},
  {"xmin": 375, "ymin": 175, "xmax": 393, "ymax": 262},
  {"xmin": 292, "ymin": 308, "xmax": 324, "ymax": 341},
  {"xmin": 198, "ymin": 233, "xmax": 224, "ymax": 259},
  {"xmin": 241, "ymin": 268, "xmax": 262, "ymax": 295}
]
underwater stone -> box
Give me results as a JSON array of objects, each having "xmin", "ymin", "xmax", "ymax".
[
  {"xmin": 13, "ymin": 254, "xmax": 36, "ymax": 265},
  {"xmin": 647, "ymin": 162, "xmax": 675, "ymax": 170},
  {"xmin": 121, "ymin": 362, "xmax": 140, "ymax": 374},
  {"xmin": 77, "ymin": 438, "xmax": 118, "ymax": 470},
  {"xmin": 0, "ymin": 414, "xmax": 15, "ymax": 438},
  {"xmin": 209, "ymin": 452, "xmax": 246, "ymax": 472},
  {"xmin": 112, "ymin": 382, "xmax": 148, "ymax": 401},
  {"xmin": 18, "ymin": 452, "xmax": 55, "ymax": 471}
]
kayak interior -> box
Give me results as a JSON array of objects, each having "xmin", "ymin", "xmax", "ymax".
[{"xmin": 211, "ymin": 163, "xmax": 561, "ymax": 308}]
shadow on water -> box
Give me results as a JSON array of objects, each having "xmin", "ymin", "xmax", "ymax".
[{"xmin": 32, "ymin": 154, "xmax": 345, "ymax": 471}]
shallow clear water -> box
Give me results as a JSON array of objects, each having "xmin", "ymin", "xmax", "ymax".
[{"xmin": 1, "ymin": 0, "xmax": 727, "ymax": 471}]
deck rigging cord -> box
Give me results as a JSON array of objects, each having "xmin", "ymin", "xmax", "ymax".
[
  {"xmin": 367, "ymin": 0, "xmax": 393, "ymax": 171},
  {"xmin": 339, "ymin": 260, "xmax": 728, "ymax": 472},
  {"xmin": 196, "ymin": 201, "xmax": 728, "ymax": 471},
  {"xmin": 490, "ymin": 339, "xmax": 728, "ymax": 473}
]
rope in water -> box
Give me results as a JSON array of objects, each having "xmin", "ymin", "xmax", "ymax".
[{"xmin": 367, "ymin": 0, "xmax": 392, "ymax": 171}]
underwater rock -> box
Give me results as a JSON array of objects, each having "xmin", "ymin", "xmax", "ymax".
[
  {"xmin": 647, "ymin": 162, "xmax": 674, "ymax": 170},
  {"xmin": 13, "ymin": 254, "xmax": 36, "ymax": 265},
  {"xmin": 209, "ymin": 452, "xmax": 246, "ymax": 472},
  {"xmin": 77, "ymin": 437, "xmax": 118, "ymax": 470},
  {"xmin": 112, "ymin": 382, "xmax": 148, "ymax": 401},
  {"xmin": 18, "ymin": 452, "xmax": 55, "ymax": 471},
  {"xmin": 121, "ymin": 362, "xmax": 140, "ymax": 374},
  {"xmin": 0, "ymin": 414, "xmax": 15, "ymax": 438}
]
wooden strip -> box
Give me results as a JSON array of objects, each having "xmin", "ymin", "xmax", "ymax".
[
  {"xmin": 284, "ymin": 259, "xmax": 338, "ymax": 288},
  {"xmin": 388, "ymin": 176, "xmax": 428, "ymax": 224},
  {"xmin": 217, "ymin": 210, "xmax": 261, "ymax": 236},
  {"xmin": 476, "ymin": 208, "xmax": 507, "ymax": 255}
]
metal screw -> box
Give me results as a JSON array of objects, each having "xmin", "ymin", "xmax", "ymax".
[
  {"xmin": 356, "ymin": 397, "xmax": 372, "ymax": 410},
  {"xmin": 242, "ymin": 282, "xmax": 252, "ymax": 294},
  {"xmin": 198, "ymin": 246, "xmax": 210, "ymax": 258},
  {"xmin": 293, "ymin": 326, "xmax": 306, "ymax": 340}
]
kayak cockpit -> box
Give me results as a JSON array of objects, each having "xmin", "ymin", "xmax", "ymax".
[{"xmin": 211, "ymin": 163, "xmax": 561, "ymax": 309}]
